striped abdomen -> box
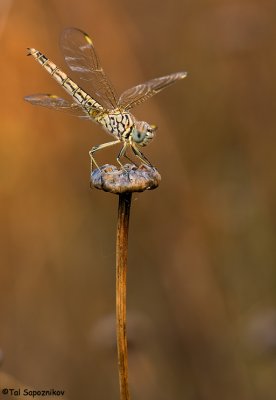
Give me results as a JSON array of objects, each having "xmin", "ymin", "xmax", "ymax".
[{"xmin": 27, "ymin": 48, "xmax": 104, "ymax": 114}]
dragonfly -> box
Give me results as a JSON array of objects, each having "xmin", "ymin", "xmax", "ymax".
[{"xmin": 25, "ymin": 28, "xmax": 187, "ymax": 170}]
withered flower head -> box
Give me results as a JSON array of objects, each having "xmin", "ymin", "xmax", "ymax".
[{"xmin": 91, "ymin": 164, "xmax": 161, "ymax": 194}]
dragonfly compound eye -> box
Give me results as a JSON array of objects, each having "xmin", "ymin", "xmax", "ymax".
[
  {"xmin": 132, "ymin": 129, "xmax": 147, "ymax": 144},
  {"xmin": 132, "ymin": 122, "xmax": 156, "ymax": 146}
]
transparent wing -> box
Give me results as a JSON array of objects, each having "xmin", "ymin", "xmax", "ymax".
[
  {"xmin": 24, "ymin": 94, "xmax": 90, "ymax": 118},
  {"xmin": 60, "ymin": 27, "xmax": 118, "ymax": 110},
  {"xmin": 118, "ymin": 71, "xmax": 187, "ymax": 111}
]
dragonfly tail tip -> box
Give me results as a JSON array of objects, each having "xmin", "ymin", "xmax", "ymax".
[{"xmin": 26, "ymin": 47, "xmax": 36, "ymax": 56}]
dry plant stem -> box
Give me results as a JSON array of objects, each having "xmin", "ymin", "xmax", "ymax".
[
  {"xmin": 91, "ymin": 163, "xmax": 160, "ymax": 399},
  {"xmin": 116, "ymin": 192, "xmax": 132, "ymax": 400}
]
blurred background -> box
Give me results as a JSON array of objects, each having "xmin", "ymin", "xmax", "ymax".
[{"xmin": 1, "ymin": 0, "xmax": 276, "ymax": 399}]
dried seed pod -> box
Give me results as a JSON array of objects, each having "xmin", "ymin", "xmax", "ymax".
[{"xmin": 91, "ymin": 164, "xmax": 161, "ymax": 194}]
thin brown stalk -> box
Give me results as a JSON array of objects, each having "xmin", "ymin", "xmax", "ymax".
[
  {"xmin": 91, "ymin": 163, "xmax": 161, "ymax": 399},
  {"xmin": 116, "ymin": 192, "xmax": 132, "ymax": 400}
]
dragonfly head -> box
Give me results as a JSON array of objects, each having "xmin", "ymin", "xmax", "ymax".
[{"xmin": 131, "ymin": 121, "xmax": 157, "ymax": 147}]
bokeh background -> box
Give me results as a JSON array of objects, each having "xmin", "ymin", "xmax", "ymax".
[{"xmin": 1, "ymin": 0, "xmax": 276, "ymax": 399}]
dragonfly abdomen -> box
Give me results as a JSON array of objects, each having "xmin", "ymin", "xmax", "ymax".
[{"xmin": 27, "ymin": 48, "xmax": 104, "ymax": 113}]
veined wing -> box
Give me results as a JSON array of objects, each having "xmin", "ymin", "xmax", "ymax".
[
  {"xmin": 118, "ymin": 71, "xmax": 187, "ymax": 111},
  {"xmin": 60, "ymin": 28, "xmax": 118, "ymax": 110},
  {"xmin": 24, "ymin": 94, "xmax": 90, "ymax": 118}
]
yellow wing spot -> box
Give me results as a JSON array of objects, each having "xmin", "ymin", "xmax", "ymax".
[
  {"xmin": 50, "ymin": 94, "xmax": 58, "ymax": 99},
  {"xmin": 84, "ymin": 34, "xmax": 93, "ymax": 45}
]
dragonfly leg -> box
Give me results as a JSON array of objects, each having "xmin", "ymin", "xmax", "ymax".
[
  {"xmin": 131, "ymin": 144, "xmax": 153, "ymax": 167},
  {"xmin": 116, "ymin": 142, "xmax": 128, "ymax": 169},
  {"xmin": 89, "ymin": 140, "xmax": 121, "ymax": 171},
  {"xmin": 117, "ymin": 143, "xmax": 138, "ymax": 167},
  {"xmin": 122, "ymin": 153, "xmax": 138, "ymax": 166}
]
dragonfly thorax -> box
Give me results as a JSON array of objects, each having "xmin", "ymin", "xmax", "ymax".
[{"xmin": 97, "ymin": 110, "xmax": 134, "ymax": 140}]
